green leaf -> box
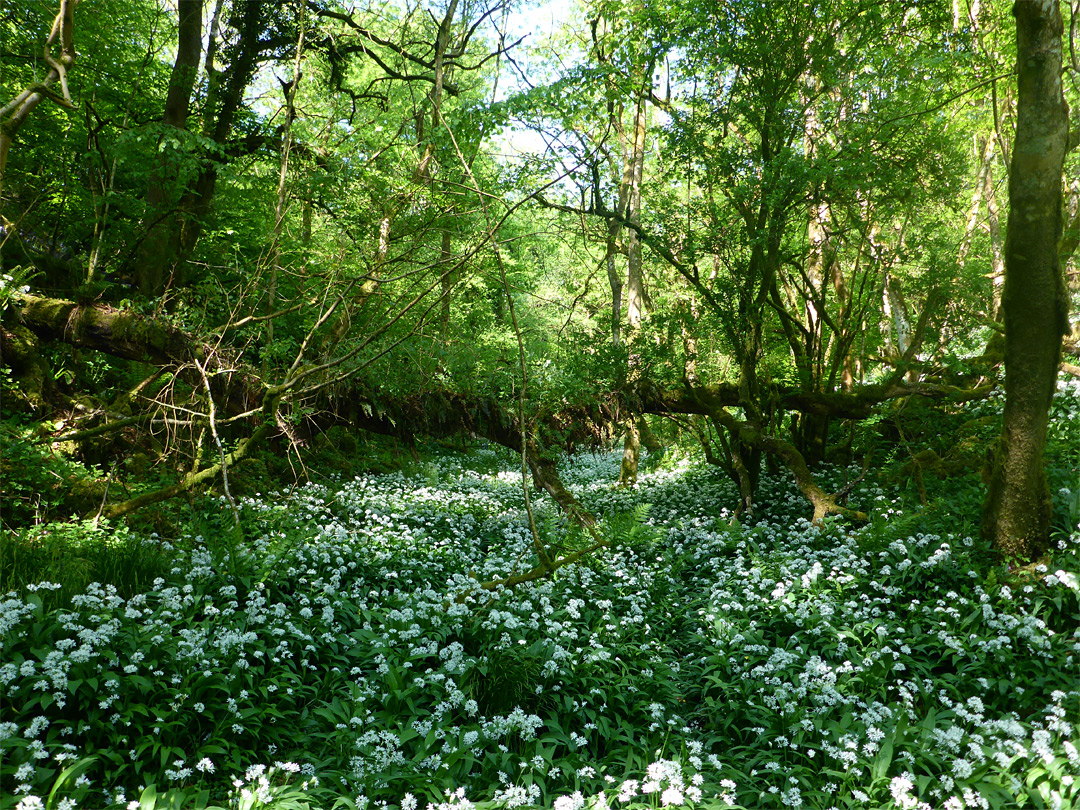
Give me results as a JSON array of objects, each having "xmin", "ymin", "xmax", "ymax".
[{"xmin": 46, "ymin": 756, "xmax": 97, "ymax": 810}]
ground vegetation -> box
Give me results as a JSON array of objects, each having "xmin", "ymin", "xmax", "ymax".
[{"xmin": 3, "ymin": 0, "xmax": 1080, "ymax": 807}]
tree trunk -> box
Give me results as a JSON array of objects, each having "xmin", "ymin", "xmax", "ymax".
[
  {"xmin": 134, "ymin": 0, "xmax": 263, "ymax": 298},
  {"xmin": 134, "ymin": 0, "xmax": 204, "ymax": 298},
  {"xmin": 10, "ymin": 289, "xmax": 992, "ymax": 525},
  {"xmin": 981, "ymin": 0, "xmax": 1071, "ymax": 560},
  {"xmin": 268, "ymin": 18, "xmax": 305, "ymax": 353},
  {"xmin": 797, "ymin": 412, "xmax": 830, "ymax": 468},
  {"xmin": 620, "ymin": 420, "xmax": 641, "ymax": 485},
  {"xmin": 439, "ymin": 229, "xmax": 454, "ymax": 338},
  {"xmin": 985, "ymin": 145, "xmax": 1007, "ymax": 317},
  {"xmin": 620, "ymin": 91, "xmax": 648, "ymax": 485},
  {"xmin": 624, "ymin": 94, "xmax": 647, "ymax": 332},
  {"xmin": 13, "ymin": 294, "xmax": 206, "ymax": 366},
  {"xmin": 680, "ymin": 296, "xmax": 699, "ymax": 386},
  {"xmin": 803, "ymin": 76, "xmax": 828, "ymax": 396},
  {"xmin": 606, "ymin": 245, "xmax": 623, "ymax": 347},
  {"xmin": 798, "ymin": 124, "xmax": 833, "ymax": 464}
]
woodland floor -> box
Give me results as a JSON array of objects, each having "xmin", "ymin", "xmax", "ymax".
[{"xmin": 1, "ymin": 385, "xmax": 1079, "ymax": 810}]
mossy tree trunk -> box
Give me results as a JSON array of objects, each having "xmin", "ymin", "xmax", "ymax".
[
  {"xmin": 133, "ymin": 0, "xmax": 263, "ymax": 298},
  {"xmin": 135, "ymin": 0, "xmax": 203, "ymax": 298},
  {"xmin": 10, "ymin": 291, "xmax": 991, "ymax": 525},
  {"xmin": 981, "ymin": 0, "xmax": 1072, "ymax": 560}
]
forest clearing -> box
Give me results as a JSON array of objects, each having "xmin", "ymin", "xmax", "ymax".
[{"xmin": 2, "ymin": 0, "xmax": 1080, "ymax": 808}]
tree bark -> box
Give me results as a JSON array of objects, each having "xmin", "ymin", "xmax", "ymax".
[
  {"xmin": 9, "ymin": 291, "xmax": 996, "ymax": 524},
  {"xmin": 268, "ymin": 14, "xmax": 305, "ymax": 353},
  {"xmin": 709, "ymin": 407, "xmax": 867, "ymax": 525},
  {"xmin": 981, "ymin": 0, "xmax": 1072, "ymax": 560},
  {"xmin": 10, "ymin": 291, "xmax": 992, "ymax": 422},
  {"xmin": 620, "ymin": 91, "xmax": 649, "ymax": 485},
  {"xmin": 134, "ymin": 0, "xmax": 264, "ymax": 298},
  {"xmin": 12, "ymin": 294, "xmax": 206, "ymax": 366},
  {"xmin": 135, "ymin": 0, "xmax": 204, "ymax": 298}
]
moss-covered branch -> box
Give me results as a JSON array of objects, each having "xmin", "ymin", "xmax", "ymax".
[
  {"xmin": 13, "ymin": 294, "xmax": 207, "ymax": 366},
  {"xmin": 98, "ymin": 402, "xmax": 278, "ymax": 519}
]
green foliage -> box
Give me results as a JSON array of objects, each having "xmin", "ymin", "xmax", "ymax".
[
  {"xmin": 41, "ymin": 756, "xmax": 98, "ymax": 810},
  {"xmin": 462, "ymin": 639, "xmax": 551, "ymax": 717},
  {"xmin": 1048, "ymin": 384, "xmax": 1080, "ymax": 537},
  {"xmin": 129, "ymin": 783, "xmax": 210, "ymax": 810},
  {"xmin": 0, "ymin": 420, "xmax": 102, "ymax": 527},
  {"xmin": 205, "ymin": 765, "xmax": 317, "ymax": 810},
  {"xmin": 0, "ymin": 517, "xmax": 174, "ymax": 611},
  {"xmin": 0, "ymin": 267, "xmax": 37, "ymax": 309},
  {"xmin": 602, "ymin": 503, "xmax": 658, "ymax": 553},
  {"xmin": 3, "ymin": 0, "xmax": 1080, "ymax": 805},
  {"xmin": 1052, "ymin": 467, "xmax": 1080, "ymax": 545}
]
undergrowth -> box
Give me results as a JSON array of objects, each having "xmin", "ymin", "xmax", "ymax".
[{"xmin": 1, "ymin": 388, "xmax": 1079, "ymax": 810}]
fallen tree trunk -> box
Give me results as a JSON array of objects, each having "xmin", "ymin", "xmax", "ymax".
[
  {"xmin": 8, "ymin": 293, "xmax": 995, "ymax": 435},
  {"xmin": 13, "ymin": 294, "xmax": 208, "ymax": 366},
  {"xmin": 4, "ymin": 293, "xmax": 602, "ymax": 525},
  {"xmin": 635, "ymin": 378, "xmax": 997, "ymax": 422},
  {"xmin": 5, "ymin": 291, "xmax": 994, "ymax": 526},
  {"xmin": 9, "ymin": 293, "xmax": 261, "ymax": 419}
]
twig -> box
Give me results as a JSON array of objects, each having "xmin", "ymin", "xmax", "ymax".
[
  {"xmin": 91, "ymin": 461, "xmax": 119, "ymax": 529},
  {"xmin": 442, "ymin": 121, "xmax": 553, "ymax": 574},
  {"xmin": 194, "ymin": 356, "xmax": 241, "ymax": 527}
]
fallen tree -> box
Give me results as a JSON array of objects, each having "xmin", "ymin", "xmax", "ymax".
[{"xmin": 4, "ymin": 291, "xmax": 997, "ymax": 529}]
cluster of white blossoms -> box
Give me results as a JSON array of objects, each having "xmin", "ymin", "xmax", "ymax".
[{"xmin": 2, "ymin": 431, "xmax": 1079, "ymax": 810}]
